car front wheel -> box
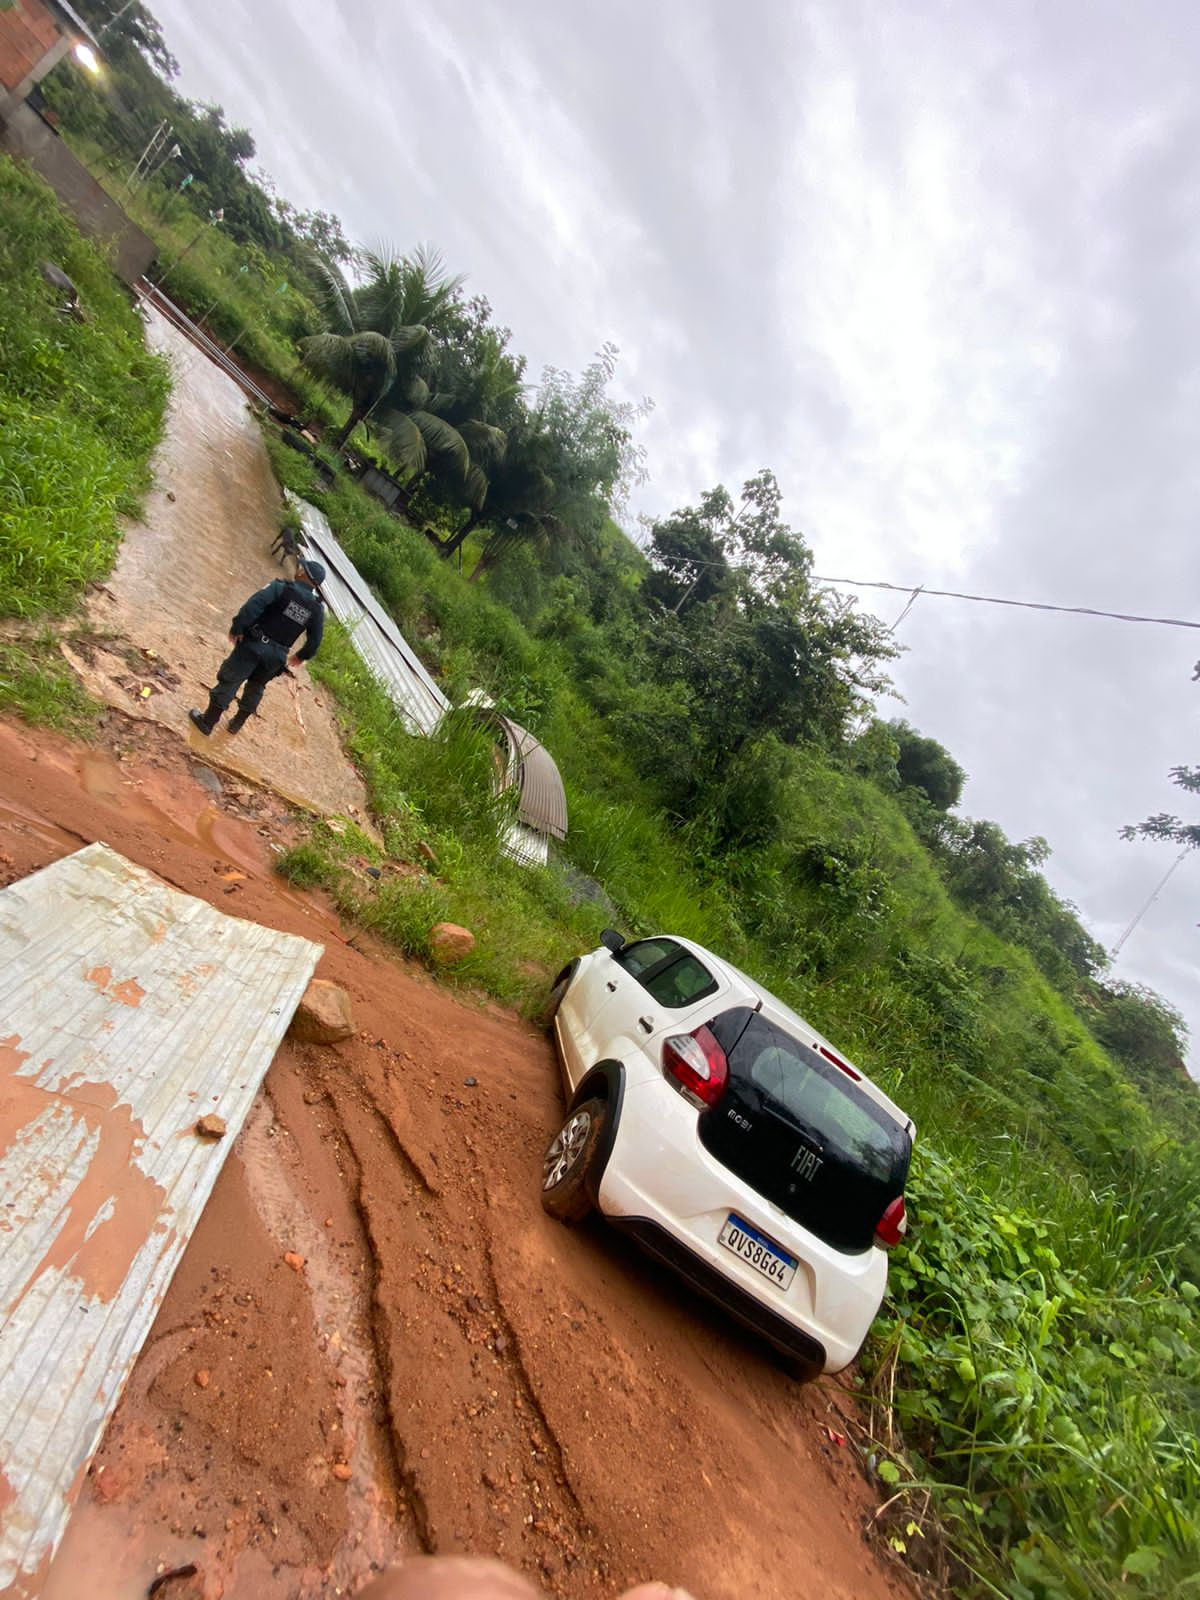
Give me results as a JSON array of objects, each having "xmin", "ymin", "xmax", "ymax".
[{"xmin": 541, "ymin": 1097, "xmax": 607, "ymax": 1223}]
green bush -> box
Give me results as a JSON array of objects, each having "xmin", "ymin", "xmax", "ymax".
[
  {"xmin": 0, "ymin": 155, "xmax": 168, "ymax": 615},
  {"xmin": 256, "ymin": 370, "xmax": 1200, "ymax": 1600}
]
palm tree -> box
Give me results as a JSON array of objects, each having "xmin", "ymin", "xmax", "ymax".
[
  {"xmin": 298, "ymin": 245, "xmax": 469, "ymax": 460},
  {"xmin": 415, "ymin": 326, "xmax": 519, "ymax": 510},
  {"xmin": 438, "ymin": 417, "xmax": 563, "ymax": 572},
  {"xmin": 298, "ymin": 324, "xmax": 423, "ymax": 449}
]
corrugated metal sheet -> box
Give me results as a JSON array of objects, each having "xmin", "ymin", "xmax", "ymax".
[
  {"xmin": 494, "ymin": 714, "xmax": 569, "ymax": 841},
  {"xmin": 500, "ymin": 819, "xmax": 551, "ymax": 869},
  {"xmin": 288, "ymin": 495, "xmax": 570, "ymax": 859},
  {"xmin": 0, "ymin": 844, "xmax": 322, "ymax": 1597},
  {"xmin": 288, "ymin": 492, "xmax": 450, "ymax": 736}
]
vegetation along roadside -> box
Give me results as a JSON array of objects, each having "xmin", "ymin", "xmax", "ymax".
[{"xmin": 10, "ymin": 4, "xmax": 1200, "ymax": 1596}]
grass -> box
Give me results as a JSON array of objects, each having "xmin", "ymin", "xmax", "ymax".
[
  {"xmin": 278, "ymin": 618, "xmax": 617, "ymax": 1009},
  {"xmin": 0, "ymin": 635, "xmax": 100, "ymax": 734},
  {"xmin": 0, "ymin": 155, "xmax": 169, "ymax": 617},
  {"xmin": 260, "ymin": 433, "xmax": 1200, "ymax": 1599},
  {"xmin": 51, "ymin": 134, "xmax": 343, "ymax": 429}
]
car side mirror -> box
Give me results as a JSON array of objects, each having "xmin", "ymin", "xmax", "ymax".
[{"xmin": 599, "ymin": 928, "xmax": 625, "ymax": 954}]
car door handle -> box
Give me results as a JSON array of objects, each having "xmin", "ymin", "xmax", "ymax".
[
  {"xmin": 638, "ymin": 1016, "xmax": 654, "ymax": 1033},
  {"xmin": 606, "ymin": 980, "xmax": 618, "ymax": 992}
]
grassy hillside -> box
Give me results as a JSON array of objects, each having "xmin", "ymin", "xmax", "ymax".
[
  {"xmin": 0, "ymin": 154, "xmax": 168, "ymax": 731},
  {"xmin": 13, "ymin": 35, "xmax": 1198, "ymax": 1588},
  {"xmin": 0, "ymin": 155, "xmax": 168, "ymax": 618},
  {"xmin": 264, "ymin": 434, "xmax": 1200, "ymax": 1600}
]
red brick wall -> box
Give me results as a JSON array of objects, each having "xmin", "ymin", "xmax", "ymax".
[{"xmin": 0, "ymin": 0, "xmax": 62, "ymax": 93}]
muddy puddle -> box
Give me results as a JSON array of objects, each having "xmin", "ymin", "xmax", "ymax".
[{"xmin": 72, "ymin": 741, "xmax": 350, "ymax": 945}]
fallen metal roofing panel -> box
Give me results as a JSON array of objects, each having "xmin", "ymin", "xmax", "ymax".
[
  {"xmin": 494, "ymin": 713, "xmax": 569, "ymax": 841},
  {"xmin": 0, "ymin": 844, "xmax": 321, "ymax": 1597},
  {"xmin": 288, "ymin": 498, "xmax": 570, "ymax": 857},
  {"xmin": 288, "ymin": 492, "xmax": 450, "ymax": 736}
]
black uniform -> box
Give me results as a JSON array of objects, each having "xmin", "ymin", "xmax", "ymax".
[{"xmin": 210, "ymin": 578, "xmax": 324, "ymax": 722}]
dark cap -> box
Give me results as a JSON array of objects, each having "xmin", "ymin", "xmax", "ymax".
[{"xmin": 299, "ymin": 558, "xmax": 326, "ymax": 586}]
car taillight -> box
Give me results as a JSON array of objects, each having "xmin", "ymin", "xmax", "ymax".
[
  {"xmin": 662, "ymin": 1024, "xmax": 728, "ymax": 1109},
  {"xmin": 875, "ymin": 1196, "xmax": 907, "ymax": 1250}
]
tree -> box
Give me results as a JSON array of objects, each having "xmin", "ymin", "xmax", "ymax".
[
  {"xmin": 889, "ymin": 720, "xmax": 966, "ymax": 811},
  {"xmin": 1123, "ymin": 662, "xmax": 1200, "ymax": 849},
  {"xmin": 446, "ymin": 344, "xmax": 651, "ymax": 575},
  {"xmin": 642, "ymin": 484, "xmax": 738, "ymax": 615},
  {"xmin": 534, "ymin": 343, "xmax": 652, "ymax": 518},
  {"xmin": 924, "ymin": 814, "xmax": 1107, "ymax": 988},
  {"xmin": 631, "ymin": 473, "xmax": 898, "ymax": 809},
  {"xmin": 1122, "ymin": 769, "xmax": 1200, "ymax": 849},
  {"xmin": 291, "ymin": 208, "xmax": 352, "ymax": 266},
  {"xmin": 1090, "ymin": 981, "xmax": 1190, "ymax": 1088},
  {"xmin": 298, "ymin": 246, "xmax": 462, "ymax": 458}
]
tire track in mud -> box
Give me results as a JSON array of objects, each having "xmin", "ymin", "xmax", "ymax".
[
  {"xmin": 326, "ymin": 1063, "xmax": 601, "ymax": 1593},
  {"xmin": 476, "ymin": 1215, "xmax": 589, "ymax": 1529},
  {"xmin": 237, "ymin": 1087, "xmax": 408, "ymax": 1586},
  {"xmin": 316, "ymin": 1081, "xmax": 436, "ymax": 1554}
]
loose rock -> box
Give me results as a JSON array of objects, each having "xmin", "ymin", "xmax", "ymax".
[
  {"xmin": 194, "ymin": 1370, "xmax": 210, "ymax": 1389},
  {"xmin": 195, "ymin": 1114, "xmax": 226, "ymax": 1140},
  {"xmin": 288, "ymin": 978, "xmax": 355, "ymax": 1044},
  {"xmin": 429, "ymin": 922, "xmax": 475, "ymax": 964},
  {"xmin": 331, "ymin": 1462, "xmax": 352, "ymax": 1482},
  {"xmin": 283, "ymin": 1251, "xmax": 305, "ymax": 1273}
]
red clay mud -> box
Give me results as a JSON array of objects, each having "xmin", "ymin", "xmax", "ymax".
[{"xmin": 0, "ymin": 715, "xmax": 917, "ymax": 1600}]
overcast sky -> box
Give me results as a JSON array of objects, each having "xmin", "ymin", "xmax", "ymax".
[{"xmin": 149, "ymin": 0, "xmax": 1199, "ymax": 1069}]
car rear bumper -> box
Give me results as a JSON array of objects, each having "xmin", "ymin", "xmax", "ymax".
[
  {"xmin": 595, "ymin": 1079, "xmax": 887, "ymax": 1372},
  {"xmin": 609, "ymin": 1215, "xmax": 827, "ymax": 1372}
]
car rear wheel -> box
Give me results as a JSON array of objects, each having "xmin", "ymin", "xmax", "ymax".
[
  {"xmin": 541, "ymin": 1097, "xmax": 607, "ymax": 1223},
  {"xmin": 539, "ymin": 973, "xmax": 570, "ymax": 1031}
]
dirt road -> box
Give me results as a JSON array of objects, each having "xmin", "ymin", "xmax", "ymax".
[
  {"xmin": 0, "ymin": 715, "xmax": 916, "ymax": 1600},
  {"xmin": 68, "ymin": 306, "xmax": 368, "ymax": 821}
]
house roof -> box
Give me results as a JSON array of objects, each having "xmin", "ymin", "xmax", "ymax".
[{"xmin": 44, "ymin": 0, "xmax": 99, "ymax": 48}]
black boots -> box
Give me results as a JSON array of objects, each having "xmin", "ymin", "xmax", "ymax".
[
  {"xmin": 188, "ymin": 692, "xmax": 223, "ymax": 737},
  {"xmin": 226, "ymin": 704, "xmax": 251, "ymax": 735}
]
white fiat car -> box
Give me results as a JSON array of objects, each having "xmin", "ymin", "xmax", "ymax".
[{"xmin": 541, "ymin": 931, "xmax": 913, "ymax": 1378}]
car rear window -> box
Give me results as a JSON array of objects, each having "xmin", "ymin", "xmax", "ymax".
[
  {"xmin": 618, "ymin": 938, "xmax": 679, "ymax": 978},
  {"xmin": 701, "ymin": 1008, "xmax": 911, "ymax": 1253},
  {"xmin": 618, "ymin": 940, "xmax": 718, "ymax": 1009}
]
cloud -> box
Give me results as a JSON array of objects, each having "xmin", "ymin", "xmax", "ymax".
[{"xmin": 150, "ymin": 0, "xmax": 1200, "ymax": 1065}]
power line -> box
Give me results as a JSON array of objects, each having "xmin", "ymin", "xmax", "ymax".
[
  {"xmin": 642, "ymin": 553, "xmax": 1200, "ymax": 629},
  {"xmin": 811, "ymin": 576, "xmax": 1200, "ymax": 630}
]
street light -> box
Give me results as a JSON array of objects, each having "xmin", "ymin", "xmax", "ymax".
[{"xmin": 72, "ymin": 42, "xmax": 100, "ymax": 74}]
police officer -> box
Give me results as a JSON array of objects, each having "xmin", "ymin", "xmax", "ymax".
[{"xmin": 189, "ymin": 558, "xmax": 326, "ymax": 736}]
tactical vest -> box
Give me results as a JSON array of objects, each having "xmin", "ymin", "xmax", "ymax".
[{"xmin": 253, "ymin": 583, "xmax": 321, "ymax": 649}]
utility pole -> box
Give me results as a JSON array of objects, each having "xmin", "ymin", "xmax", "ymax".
[
  {"xmin": 98, "ymin": 0, "xmax": 141, "ymax": 37},
  {"xmin": 1110, "ymin": 848, "xmax": 1190, "ymax": 961},
  {"xmin": 156, "ymin": 208, "xmax": 223, "ymax": 289}
]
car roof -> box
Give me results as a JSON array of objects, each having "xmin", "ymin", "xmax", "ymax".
[{"xmin": 662, "ymin": 935, "xmax": 914, "ymax": 1134}]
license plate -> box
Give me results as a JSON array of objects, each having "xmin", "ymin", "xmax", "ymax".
[{"xmin": 718, "ymin": 1213, "xmax": 797, "ymax": 1291}]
